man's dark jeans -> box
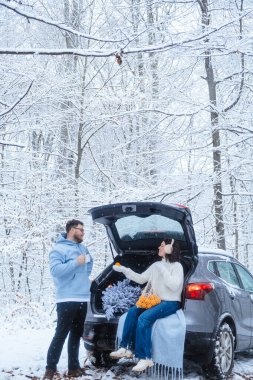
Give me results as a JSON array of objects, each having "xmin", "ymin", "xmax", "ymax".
[{"xmin": 46, "ymin": 301, "xmax": 87, "ymax": 371}]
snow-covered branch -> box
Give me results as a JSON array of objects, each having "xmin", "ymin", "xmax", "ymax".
[
  {"xmin": 0, "ymin": 81, "xmax": 33, "ymax": 118},
  {"xmin": 0, "ymin": 0, "xmax": 127, "ymax": 43},
  {"xmin": 0, "ymin": 48, "xmax": 114, "ymax": 58},
  {"xmin": 0, "ymin": 140, "xmax": 25, "ymax": 147},
  {"xmin": 0, "ymin": 7, "xmax": 252, "ymax": 57},
  {"xmin": 222, "ymin": 55, "xmax": 245, "ymax": 113}
]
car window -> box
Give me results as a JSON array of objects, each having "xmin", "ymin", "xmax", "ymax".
[
  {"xmin": 216, "ymin": 261, "xmax": 240, "ymax": 287},
  {"xmin": 208, "ymin": 261, "xmax": 216, "ymax": 274},
  {"xmin": 235, "ymin": 264, "xmax": 253, "ymax": 292},
  {"xmin": 115, "ymin": 215, "xmax": 185, "ymax": 241}
]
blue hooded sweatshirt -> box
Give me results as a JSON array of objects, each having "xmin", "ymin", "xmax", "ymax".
[{"xmin": 49, "ymin": 233, "xmax": 93, "ymax": 302}]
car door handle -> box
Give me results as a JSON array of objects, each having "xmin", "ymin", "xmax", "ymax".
[{"xmin": 229, "ymin": 290, "xmax": 235, "ymax": 299}]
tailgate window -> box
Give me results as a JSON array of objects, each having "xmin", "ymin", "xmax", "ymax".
[{"xmin": 115, "ymin": 215, "xmax": 185, "ymax": 241}]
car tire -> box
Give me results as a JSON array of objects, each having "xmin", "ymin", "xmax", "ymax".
[
  {"xmin": 89, "ymin": 351, "xmax": 118, "ymax": 368},
  {"xmin": 202, "ymin": 323, "xmax": 234, "ymax": 379},
  {"xmin": 88, "ymin": 350, "xmax": 102, "ymax": 367}
]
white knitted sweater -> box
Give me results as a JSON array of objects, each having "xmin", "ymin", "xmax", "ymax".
[{"xmin": 124, "ymin": 260, "xmax": 184, "ymax": 302}]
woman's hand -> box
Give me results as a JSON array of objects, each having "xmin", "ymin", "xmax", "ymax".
[{"xmin": 113, "ymin": 265, "xmax": 128, "ymax": 274}]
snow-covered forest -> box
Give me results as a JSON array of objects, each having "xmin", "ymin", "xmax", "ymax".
[{"xmin": 0, "ymin": 0, "xmax": 253, "ymax": 323}]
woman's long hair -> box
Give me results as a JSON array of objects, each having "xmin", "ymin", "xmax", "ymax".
[{"xmin": 164, "ymin": 238, "xmax": 181, "ymax": 263}]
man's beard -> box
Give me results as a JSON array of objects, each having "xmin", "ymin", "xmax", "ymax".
[{"xmin": 74, "ymin": 233, "xmax": 83, "ymax": 243}]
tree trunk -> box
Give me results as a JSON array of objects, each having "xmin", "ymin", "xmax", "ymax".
[{"xmin": 200, "ymin": 0, "xmax": 226, "ymax": 249}]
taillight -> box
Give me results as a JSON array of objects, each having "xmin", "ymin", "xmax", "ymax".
[
  {"xmin": 175, "ymin": 203, "xmax": 188, "ymax": 208},
  {"xmin": 185, "ymin": 283, "xmax": 214, "ymax": 300}
]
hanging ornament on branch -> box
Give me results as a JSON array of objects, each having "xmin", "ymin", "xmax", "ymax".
[{"xmin": 115, "ymin": 51, "xmax": 123, "ymax": 65}]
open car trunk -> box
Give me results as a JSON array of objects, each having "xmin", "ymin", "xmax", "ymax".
[
  {"xmin": 89, "ymin": 202, "xmax": 198, "ymax": 315},
  {"xmin": 90, "ymin": 250, "xmax": 195, "ymax": 315}
]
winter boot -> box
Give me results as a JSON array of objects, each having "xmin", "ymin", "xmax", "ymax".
[
  {"xmin": 66, "ymin": 367, "xmax": 86, "ymax": 377},
  {"xmin": 132, "ymin": 359, "xmax": 154, "ymax": 372},
  {"xmin": 42, "ymin": 368, "xmax": 57, "ymax": 380},
  {"xmin": 109, "ymin": 347, "xmax": 133, "ymax": 359}
]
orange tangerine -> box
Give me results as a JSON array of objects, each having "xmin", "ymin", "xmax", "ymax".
[{"xmin": 115, "ymin": 262, "xmax": 121, "ymax": 266}]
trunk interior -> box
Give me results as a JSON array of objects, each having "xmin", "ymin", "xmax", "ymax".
[{"xmin": 91, "ymin": 251, "xmax": 195, "ymax": 315}]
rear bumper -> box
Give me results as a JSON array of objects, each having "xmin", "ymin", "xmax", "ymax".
[
  {"xmin": 83, "ymin": 320, "xmax": 118, "ymax": 352},
  {"xmin": 184, "ymin": 331, "xmax": 214, "ymax": 364},
  {"xmin": 83, "ymin": 321, "xmax": 214, "ymax": 364}
]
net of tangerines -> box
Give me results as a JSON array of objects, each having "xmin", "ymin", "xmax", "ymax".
[
  {"xmin": 136, "ymin": 294, "xmax": 161, "ymax": 309},
  {"xmin": 115, "ymin": 262, "xmax": 161, "ymax": 309}
]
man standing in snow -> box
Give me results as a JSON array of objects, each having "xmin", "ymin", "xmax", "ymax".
[{"xmin": 43, "ymin": 219, "xmax": 93, "ymax": 380}]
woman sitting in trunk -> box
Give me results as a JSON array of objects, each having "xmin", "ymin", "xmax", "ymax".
[{"xmin": 110, "ymin": 238, "xmax": 184, "ymax": 372}]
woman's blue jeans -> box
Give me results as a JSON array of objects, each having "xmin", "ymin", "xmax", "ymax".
[{"xmin": 120, "ymin": 301, "xmax": 180, "ymax": 359}]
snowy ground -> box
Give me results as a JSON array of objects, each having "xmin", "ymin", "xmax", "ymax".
[{"xmin": 0, "ymin": 328, "xmax": 253, "ymax": 380}]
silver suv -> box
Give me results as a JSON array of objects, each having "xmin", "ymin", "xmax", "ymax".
[{"xmin": 83, "ymin": 202, "xmax": 253, "ymax": 379}]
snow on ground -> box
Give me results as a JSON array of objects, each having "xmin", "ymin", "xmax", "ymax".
[{"xmin": 0, "ymin": 328, "xmax": 253, "ymax": 380}]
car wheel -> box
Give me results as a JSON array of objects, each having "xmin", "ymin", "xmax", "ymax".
[
  {"xmin": 202, "ymin": 323, "xmax": 234, "ymax": 379},
  {"xmin": 102, "ymin": 352, "xmax": 119, "ymax": 367},
  {"xmin": 88, "ymin": 350, "xmax": 103, "ymax": 367},
  {"xmin": 88, "ymin": 351, "xmax": 118, "ymax": 368}
]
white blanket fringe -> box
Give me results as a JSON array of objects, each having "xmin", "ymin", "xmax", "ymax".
[{"xmin": 148, "ymin": 363, "xmax": 183, "ymax": 380}]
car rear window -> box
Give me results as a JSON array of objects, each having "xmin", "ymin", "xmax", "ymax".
[
  {"xmin": 208, "ymin": 261, "xmax": 216, "ymax": 274},
  {"xmin": 216, "ymin": 261, "xmax": 240, "ymax": 287},
  {"xmin": 115, "ymin": 214, "xmax": 185, "ymax": 241}
]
